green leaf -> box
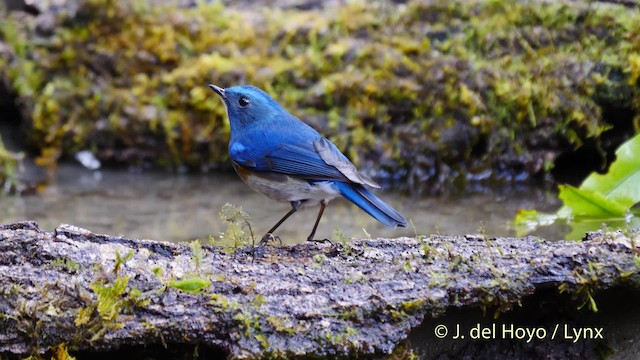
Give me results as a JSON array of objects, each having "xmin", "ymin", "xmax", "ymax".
[
  {"xmin": 557, "ymin": 133, "xmax": 640, "ymax": 219},
  {"xmin": 563, "ymin": 218, "xmax": 633, "ymax": 241},
  {"xmin": 513, "ymin": 209, "xmax": 558, "ymax": 237},
  {"xmin": 579, "ymin": 134, "xmax": 640, "ymax": 209},
  {"xmin": 557, "ymin": 184, "xmax": 628, "ymax": 218},
  {"xmin": 168, "ymin": 278, "xmax": 211, "ymax": 294},
  {"xmin": 512, "ymin": 133, "xmax": 640, "ymax": 237}
]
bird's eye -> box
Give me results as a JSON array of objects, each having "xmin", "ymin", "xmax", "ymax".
[{"xmin": 238, "ymin": 96, "xmax": 250, "ymax": 107}]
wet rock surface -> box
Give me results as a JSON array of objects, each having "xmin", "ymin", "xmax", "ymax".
[{"xmin": 0, "ymin": 221, "xmax": 638, "ymax": 358}]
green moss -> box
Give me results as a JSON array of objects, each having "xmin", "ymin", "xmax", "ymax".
[
  {"xmin": 266, "ymin": 316, "xmax": 297, "ymax": 335},
  {"xmin": 112, "ymin": 250, "xmax": 134, "ymax": 275},
  {"xmin": 209, "ymin": 293, "xmax": 240, "ymax": 313},
  {"xmin": 89, "ymin": 275, "xmax": 130, "ymax": 322},
  {"xmin": 399, "ymin": 299, "xmax": 426, "ymax": 314},
  {"xmin": 317, "ymin": 325, "xmax": 360, "ymax": 351},
  {"xmin": 344, "ymin": 274, "xmax": 364, "ymax": 284},
  {"xmin": 559, "ymin": 261, "xmax": 606, "ymax": 313},
  {"xmin": 189, "ymin": 239, "xmax": 203, "ymax": 274},
  {"xmin": 386, "ymin": 298, "xmax": 430, "ymax": 322},
  {"xmin": 0, "ymin": 136, "xmax": 24, "ymax": 194},
  {"xmin": 48, "ymin": 257, "xmax": 80, "ymax": 273},
  {"xmin": 313, "ymin": 254, "xmax": 326, "ymax": 267},
  {"xmin": 73, "ymin": 250, "xmax": 150, "ymax": 343},
  {"xmin": 50, "ymin": 342, "xmax": 76, "ymax": 360},
  {"xmin": 252, "ymin": 293, "xmax": 266, "ymax": 307},
  {"xmin": 167, "ymin": 278, "xmax": 211, "ymax": 294},
  {"xmin": 387, "ymin": 343, "xmax": 420, "ymax": 360},
  {"xmin": 233, "ymin": 311, "xmax": 265, "ymax": 340},
  {"xmin": 338, "ymin": 307, "xmax": 362, "ymax": 322},
  {"xmin": 2, "ymin": 0, "xmax": 640, "ymax": 188},
  {"xmin": 214, "ymin": 203, "xmax": 256, "ymax": 251}
]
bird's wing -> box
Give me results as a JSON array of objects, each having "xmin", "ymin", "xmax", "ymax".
[
  {"xmin": 261, "ymin": 138, "xmax": 380, "ymax": 188},
  {"xmin": 313, "ymin": 137, "xmax": 380, "ymax": 188}
]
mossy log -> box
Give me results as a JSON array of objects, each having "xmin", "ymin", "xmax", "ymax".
[{"xmin": 0, "ymin": 221, "xmax": 638, "ymax": 358}]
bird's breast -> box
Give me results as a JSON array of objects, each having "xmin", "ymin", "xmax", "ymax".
[{"xmin": 233, "ymin": 162, "xmax": 340, "ymax": 205}]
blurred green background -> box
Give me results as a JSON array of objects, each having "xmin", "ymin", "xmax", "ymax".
[{"xmin": 1, "ymin": 0, "xmax": 638, "ymax": 195}]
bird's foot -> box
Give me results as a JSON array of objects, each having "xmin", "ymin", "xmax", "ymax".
[
  {"xmin": 307, "ymin": 238, "xmax": 332, "ymax": 245},
  {"xmin": 260, "ymin": 233, "xmax": 282, "ymax": 246}
]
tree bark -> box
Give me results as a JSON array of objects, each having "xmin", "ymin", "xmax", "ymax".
[{"xmin": 0, "ymin": 221, "xmax": 638, "ymax": 358}]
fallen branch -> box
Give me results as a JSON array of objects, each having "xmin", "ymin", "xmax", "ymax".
[{"xmin": 0, "ymin": 221, "xmax": 638, "ymax": 358}]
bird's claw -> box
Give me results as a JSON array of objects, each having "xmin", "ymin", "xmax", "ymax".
[
  {"xmin": 260, "ymin": 233, "xmax": 282, "ymax": 246},
  {"xmin": 307, "ymin": 238, "xmax": 333, "ymax": 245}
]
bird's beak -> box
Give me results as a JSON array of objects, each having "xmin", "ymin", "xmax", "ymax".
[{"xmin": 208, "ymin": 84, "xmax": 226, "ymax": 99}]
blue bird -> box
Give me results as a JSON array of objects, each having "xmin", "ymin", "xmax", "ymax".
[{"xmin": 209, "ymin": 84, "xmax": 407, "ymax": 243}]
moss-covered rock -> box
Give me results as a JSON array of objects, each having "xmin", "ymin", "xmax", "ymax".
[{"xmin": 1, "ymin": 0, "xmax": 639, "ymax": 192}]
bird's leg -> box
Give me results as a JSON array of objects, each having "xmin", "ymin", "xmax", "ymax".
[
  {"xmin": 260, "ymin": 201, "xmax": 301, "ymax": 245},
  {"xmin": 306, "ymin": 200, "xmax": 332, "ymax": 244}
]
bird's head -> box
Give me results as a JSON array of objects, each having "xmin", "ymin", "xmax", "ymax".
[{"xmin": 209, "ymin": 84, "xmax": 286, "ymax": 130}]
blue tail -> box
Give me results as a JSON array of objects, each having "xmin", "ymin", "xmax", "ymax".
[{"xmin": 334, "ymin": 182, "xmax": 407, "ymax": 228}]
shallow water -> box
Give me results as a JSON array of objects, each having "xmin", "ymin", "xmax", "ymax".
[{"xmin": 0, "ymin": 164, "xmax": 564, "ymax": 243}]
